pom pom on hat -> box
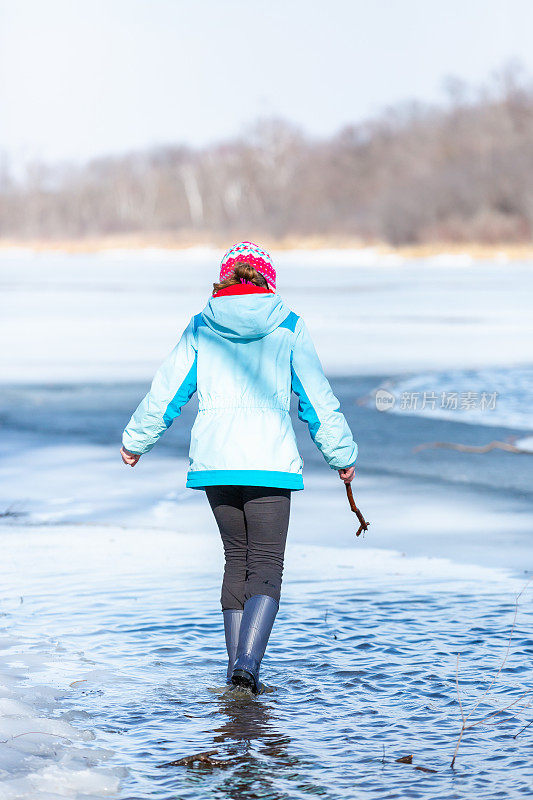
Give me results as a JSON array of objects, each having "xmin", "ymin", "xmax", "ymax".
[{"xmin": 219, "ymin": 241, "xmax": 276, "ymax": 290}]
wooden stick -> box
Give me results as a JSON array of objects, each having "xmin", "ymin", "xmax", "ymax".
[{"xmin": 345, "ymin": 484, "xmax": 370, "ymax": 537}]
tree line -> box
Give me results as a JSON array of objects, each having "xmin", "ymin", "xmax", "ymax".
[{"xmin": 1, "ymin": 68, "xmax": 532, "ymax": 245}]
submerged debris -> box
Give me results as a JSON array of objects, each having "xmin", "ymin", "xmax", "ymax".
[
  {"xmin": 159, "ymin": 749, "xmax": 229, "ymax": 769},
  {"xmin": 395, "ymin": 754, "xmax": 413, "ymax": 764},
  {"xmin": 394, "ymin": 754, "xmax": 437, "ymax": 773},
  {"xmin": 0, "ymin": 505, "xmax": 27, "ymax": 519}
]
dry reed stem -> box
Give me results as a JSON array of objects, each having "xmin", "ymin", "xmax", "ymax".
[
  {"xmin": 451, "ymin": 581, "xmax": 531, "ymax": 768},
  {"xmin": 413, "ymin": 441, "xmax": 532, "ymax": 455}
]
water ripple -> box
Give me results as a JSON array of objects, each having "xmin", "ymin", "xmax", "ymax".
[{"xmin": 1, "ymin": 530, "xmax": 532, "ymax": 799}]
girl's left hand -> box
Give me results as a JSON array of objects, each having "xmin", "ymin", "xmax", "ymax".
[
  {"xmin": 338, "ymin": 466, "xmax": 355, "ymax": 484},
  {"xmin": 121, "ymin": 446, "xmax": 141, "ymax": 467}
]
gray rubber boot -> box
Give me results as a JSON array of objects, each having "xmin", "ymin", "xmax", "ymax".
[
  {"xmin": 231, "ymin": 595, "xmax": 278, "ymax": 693},
  {"xmin": 223, "ymin": 609, "xmax": 243, "ymax": 683}
]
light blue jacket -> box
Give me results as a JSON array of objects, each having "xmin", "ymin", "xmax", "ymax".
[{"xmin": 122, "ymin": 292, "xmax": 358, "ymax": 490}]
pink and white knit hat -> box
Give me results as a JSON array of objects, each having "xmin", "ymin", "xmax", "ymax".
[{"xmin": 219, "ymin": 241, "xmax": 276, "ymax": 290}]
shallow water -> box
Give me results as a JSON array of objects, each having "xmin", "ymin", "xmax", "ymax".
[{"xmin": 1, "ymin": 526, "xmax": 532, "ymax": 800}]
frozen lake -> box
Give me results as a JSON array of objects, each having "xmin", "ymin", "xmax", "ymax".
[
  {"xmin": 1, "ymin": 249, "xmax": 532, "ymax": 799},
  {"xmin": 1, "ymin": 248, "xmax": 533, "ymax": 381}
]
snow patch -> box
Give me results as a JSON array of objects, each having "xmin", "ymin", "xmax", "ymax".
[{"xmin": 0, "ymin": 634, "xmax": 121, "ymax": 799}]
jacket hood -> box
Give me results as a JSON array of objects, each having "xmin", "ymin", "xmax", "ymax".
[{"xmin": 201, "ymin": 293, "xmax": 290, "ymax": 341}]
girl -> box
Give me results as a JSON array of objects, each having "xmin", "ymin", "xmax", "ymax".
[{"xmin": 120, "ymin": 242, "xmax": 357, "ymax": 693}]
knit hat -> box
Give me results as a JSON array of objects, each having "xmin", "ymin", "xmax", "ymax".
[{"xmin": 219, "ymin": 241, "xmax": 276, "ymax": 290}]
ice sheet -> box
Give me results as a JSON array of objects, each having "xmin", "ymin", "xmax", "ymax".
[
  {"xmin": 1, "ymin": 250, "xmax": 532, "ymax": 382},
  {"xmin": 0, "ymin": 630, "xmax": 122, "ymax": 799}
]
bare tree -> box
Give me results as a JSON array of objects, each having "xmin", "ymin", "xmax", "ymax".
[{"xmin": 2, "ymin": 66, "xmax": 533, "ymax": 245}]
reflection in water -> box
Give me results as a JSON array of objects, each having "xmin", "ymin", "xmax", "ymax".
[
  {"xmin": 213, "ymin": 688, "xmax": 286, "ymax": 752},
  {"xmin": 155, "ymin": 686, "xmax": 317, "ymax": 800},
  {"xmin": 209, "ymin": 689, "xmax": 305, "ymax": 800}
]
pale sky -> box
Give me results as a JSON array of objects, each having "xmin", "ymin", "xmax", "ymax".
[{"xmin": 1, "ymin": 0, "xmax": 533, "ymax": 166}]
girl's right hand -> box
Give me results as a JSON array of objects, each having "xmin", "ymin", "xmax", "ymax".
[
  {"xmin": 121, "ymin": 446, "xmax": 141, "ymax": 467},
  {"xmin": 338, "ymin": 466, "xmax": 355, "ymax": 484}
]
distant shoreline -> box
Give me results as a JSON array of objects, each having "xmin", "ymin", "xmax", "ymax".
[{"xmin": 1, "ymin": 234, "xmax": 533, "ymax": 261}]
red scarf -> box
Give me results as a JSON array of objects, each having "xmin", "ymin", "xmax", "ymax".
[{"xmin": 212, "ymin": 284, "xmax": 273, "ymax": 298}]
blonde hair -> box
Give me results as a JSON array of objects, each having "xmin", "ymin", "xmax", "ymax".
[{"xmin": 213, "ymin": 261, "xmax": 269, "ymax": 294}]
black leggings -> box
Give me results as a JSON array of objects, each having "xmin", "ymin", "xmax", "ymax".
[{"xmin": 205, "ymin": 486, "xmax": 291, "ymax": 610}]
